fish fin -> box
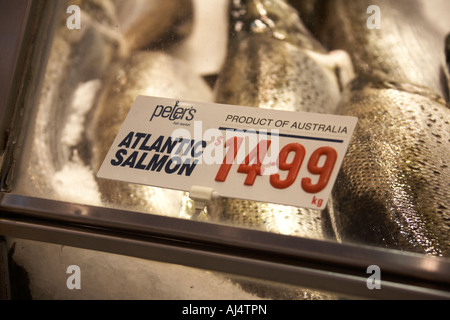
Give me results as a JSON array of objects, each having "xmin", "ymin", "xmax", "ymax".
[{"xmin": 304, "ymin": 49, "xmax": 355, "ymax": 92}]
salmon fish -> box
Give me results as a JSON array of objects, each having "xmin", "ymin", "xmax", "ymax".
[
  {"xmin": 213, "ymin": 0, "xmax": 353, "ymax": 239},
  {"xmin": 317, "ymin": 0, "xmax": 450, "ymax": 256},
  {"xmin": 212, "ymin": 2, "xmax": 349, "ymax": 299}
]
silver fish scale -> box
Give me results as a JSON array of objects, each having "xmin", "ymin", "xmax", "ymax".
[{"xmin": 331, "ymin": 79, "xmax": 450, "ymax": 256}]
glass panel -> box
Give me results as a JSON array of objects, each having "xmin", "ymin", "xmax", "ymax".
[
  {"xmin": 6, "ymin": 237, "xmax": 340, "ymax": 300},
  {"xmin": 5, "ymin": 0, "xmax": 450, "ymax": 262}
]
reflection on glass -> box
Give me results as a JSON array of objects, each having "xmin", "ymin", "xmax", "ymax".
[{"xmin": 7, "ymin": 238, "xmax": 340, "ymax": 300}]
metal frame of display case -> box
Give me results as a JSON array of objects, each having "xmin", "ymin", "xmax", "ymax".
[
  {"xmin": 1, "ymin": 194, "xmax": 450, "ymax": 300},
  {"xmin": 1, "ymin": 0, "xmax": 449, "ymax": 300}
]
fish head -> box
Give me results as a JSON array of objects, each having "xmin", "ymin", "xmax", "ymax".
[
  {"xmin": 217, "ymin": 0, "xmax": 354, "ymax": 113},
  {"xmin": 318, "ymin": 0, "xmax": 449, "ymax": 100},
  {"xmin": 230, "ymin": 0, "xmax": 324, "ymax": 51}
]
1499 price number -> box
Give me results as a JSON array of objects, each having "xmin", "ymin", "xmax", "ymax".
[{"xmin": 215, "ymin": 137, "xmax": 337, "ymax": 194}]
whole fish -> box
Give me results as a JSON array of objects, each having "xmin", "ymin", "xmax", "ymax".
[
  {"xmin": 213, "ymin": 2, "xmax": 349, "ymax": 300},
  {"xmin": 213, "ymin": 0, "xmax": 353, "ymax": 238},
  {"xmin": 329, "ymin": 74, "xmax": 450, "ymax": 256},
  {"xmin": 89, "ymin": 51, "xmax": 214, "ymax": 217},
  {"xmin": 317, "ymin": 0, "xmax": 450, "ymax": 256},
  {"xmin": 113, "ymin": 0, "xmax": 194, "ymax": 51}
]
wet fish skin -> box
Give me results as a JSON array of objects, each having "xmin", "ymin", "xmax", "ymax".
[
  {"xmin": 330, "ymin": 74, "xmax": 450, "ymax": 256},
  {"xmin": 313, "ymin": 0, "xmax": 450, "ymax": 256},
  {"xmin": 113, "ymin": 0, "xmax": 194, "ymax": 51},
  {"xmin": 318, "ymin": 0, "xmax": 448, "ymax": 100},
  {"xmin": 89, "ymin": 51, "xmax": 213, "ymax": 217}
]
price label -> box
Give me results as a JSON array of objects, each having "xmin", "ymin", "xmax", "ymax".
[{"xmin": 97, "ymin": 96, "xmax": 357, "ymax": 210}]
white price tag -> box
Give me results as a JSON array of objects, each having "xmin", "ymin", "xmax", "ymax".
[{"xmin": 97, "ymin": 96, "xmax": 357, "ymax": 210}]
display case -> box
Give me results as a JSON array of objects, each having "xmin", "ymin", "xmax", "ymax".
[{"xmin": 1, "ymin": 0, "xmax": 449, "ymax": 300}]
